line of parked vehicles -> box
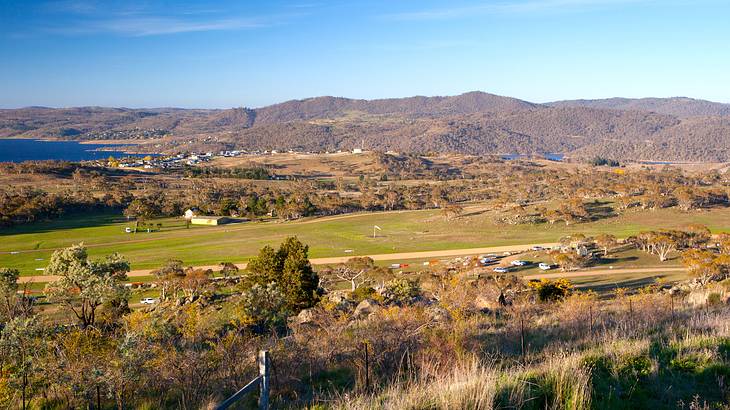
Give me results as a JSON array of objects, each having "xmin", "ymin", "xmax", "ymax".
[{"xmin": 478, "ymin": 249, "xmax": 556, "ymax": 274}]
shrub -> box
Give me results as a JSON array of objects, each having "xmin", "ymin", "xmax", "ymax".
[
  {"xmin": 669, "ymin": 355, "xmax": 709, "ymax": 373},
  {"xmin": 528, "ymin": 279, "xmax": 573, "ymax": 302},
  {"xmin": 706, "ymin": 292, "xmax": 722, "ymax": 307},
  {"xmin": 381, "ymin": 278, "xmax": 421, "ymax": 305},
  {"xmin": 350, "ymin": 286, "xmax": 376, "ymax": 303},
  {"xmin": 617, "ymin": 354, "xmax": 652, "ymax": 379},
  {"xmin": 238, "ymin": 282, "xmax": 287, "ymax": 331}
]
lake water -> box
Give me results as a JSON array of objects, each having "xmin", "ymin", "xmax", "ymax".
[
  {"xmin": 501, "ymin": 153, "xmax": 564, "ymax": 161},
  {"xmin": 0, "ymin": 139, "xmax": 151, "ymax": 163}
]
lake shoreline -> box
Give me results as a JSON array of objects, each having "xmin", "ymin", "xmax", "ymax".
[{"xmin": 0, "ymin": 138, "xmax": 158, "ymax": 163}]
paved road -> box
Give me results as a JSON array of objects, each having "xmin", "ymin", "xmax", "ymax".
[{"xmin": 18, "ymin": 242, "xmax": 559, "ymax": 283}]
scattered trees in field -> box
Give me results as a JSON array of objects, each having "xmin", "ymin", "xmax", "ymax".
[
  {"xmin": 0, "ymin": 268, "xmax": 32, "ymax": 323},
  {"xmin": 681, "ymin": 249, "xmax": 726, "ymax": 286},
  {"xmin": 4, "ymin": 157, "xmax": 730, "ymax": 229},
  {"xmin": 43, "ymin": 245, "xmax": 130, "ymax": 328},
  {"xmin": 549, "ymin": 251, "xmax": 591, "ymax": 271},
  {"xmin": 590, "ymin": 157, "xmax": 620, "ymax": 167},
  {"xmin": 630, "ymin": 230, "xmax": 685, "ymax": 262},
  {"xmin": 218, "ymin": 261, "xmax": 239, "ymax": 278},
  {"xmin": 594, "ymin": 233, "xmax": 618, "ymax": 257},
  {"xmin": 151, "ymin": 259, "xmax": 186, "ymax": 300},
  {"xmin": 648, "ymin": 232, "xmax": 678, "ymax": 262}
]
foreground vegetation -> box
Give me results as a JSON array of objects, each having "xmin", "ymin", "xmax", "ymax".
[{"xmin": 1, "ymin": 237, "xmax": 729, "ymax": 409}]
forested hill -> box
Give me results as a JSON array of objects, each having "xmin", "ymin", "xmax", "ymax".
[
  {"xmin": 3, "ymin": 92, "xmax": 730, "ymax": 161},
  {"xmin": 548, "ymin": 97, "xmax": 730, "ymax": 118}
]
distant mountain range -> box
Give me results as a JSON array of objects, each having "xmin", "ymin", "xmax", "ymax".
[
  {"xmin": 547, "ymin": 97, "xmax": 730, "ymax": 118},
  {"xmin": 3, "ymin": 92, "xmax": 730, "ymax": 161}
]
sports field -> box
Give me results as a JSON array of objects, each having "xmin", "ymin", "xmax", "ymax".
[{"xmin": 2, "ymin": 204, "xmax": 729, "ymax": 277}]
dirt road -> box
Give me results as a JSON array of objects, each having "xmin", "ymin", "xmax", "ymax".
[
  {"xmin": 19, "ymin": 242, "xmax": 687, "ymax": 284},
  {"xmin": 523, "ymin": 266, "xmax": 686, "ymax": 280},
  {"xmin": 18, "ymin": 242, "xmax": 559, "ymax": 283}
]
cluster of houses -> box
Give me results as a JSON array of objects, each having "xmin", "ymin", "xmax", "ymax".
[
  {"xmin": 101, "ymin": 145, "xmax": 370, "ymax": 170},
  {"xmin": 115, "ymin": 152, "xmax": 217, "ymax": 169}
]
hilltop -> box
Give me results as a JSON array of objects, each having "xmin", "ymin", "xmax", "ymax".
[{"xmin": 548, "ymin": 96, "xmax": 730, "ymax": 118}]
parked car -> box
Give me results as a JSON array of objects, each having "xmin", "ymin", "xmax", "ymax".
[
  {"xmin": 511, "ymin": 260, "xmax": 528, "ymax": 266},
  {"xmin": 531, "ymin": 246, "xmax": 544, "ymax": 251},
  {"xmin": 140, "ymin": 297, "xmax": 157, "ymax": 305},
  {"xmin": 479, "ymin": 257, "xmax": 496, "ymax": 265},
  {"xmin": 538, "ymin": 263, "xmax": 554, "ymax": 271},
  {"xmin": 493, "ymin": 267, "xmax": 510, "ymax": 273}
]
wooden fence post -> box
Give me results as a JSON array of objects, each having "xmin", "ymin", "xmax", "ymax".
[
  {"xmin": 520, "ymin": 315, "xmax": 526, "ymax": 360},
  {"xmin": 364, "ymin": 342, "xmax": 370, "ymax": 393},
  {"xmin": 589, "ymin": 305, "xmax": 594, "ymax": 338},
  {"xmin": 259, "ymin": 350, "xmax": 270, "ymax": 410}
]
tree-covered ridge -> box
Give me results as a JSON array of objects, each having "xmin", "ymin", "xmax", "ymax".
[{"xmin": 5, "ymin": 92, "xmax": 730, "ymax": 161}]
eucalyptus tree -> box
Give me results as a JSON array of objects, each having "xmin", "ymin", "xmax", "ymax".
[{"xmin": 44, "ymin": 244, "xmax": 130, "ymax": 328}]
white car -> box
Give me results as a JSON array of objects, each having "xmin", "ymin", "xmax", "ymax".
[
  {"xmin": 538, "ymin": 263, "xmax": 554, "ymax": 271},
  {"xmin": 493, "ymin": 267, "xmax": 510, "ymax": 273},
  {"xmin": 531, "ymin": 246, "xmax": 544, "ymax": 251},
  {"xmin": 479, "ymin": 257, "xmax": 495, "ymax": 265},
  {"xmin": 511, "ymin": 260, "xmax": 528, "ymax": 266},
  {"xmin": 140, "ymin": 297, "xmax": 157, "ymax": 305}
]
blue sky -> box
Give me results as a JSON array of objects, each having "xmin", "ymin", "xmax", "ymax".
[{"xmin": 1, "ymin": 0, "xmax": 729, "ymax": 108}]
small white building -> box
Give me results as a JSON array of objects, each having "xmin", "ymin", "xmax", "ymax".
[
  {"xmin": 353, "ymin": 148, "xmax": 363, "ymax": 154},
  {"xmin": 183, "ymin": 209, "xmax": 198, "ymax": 220}
]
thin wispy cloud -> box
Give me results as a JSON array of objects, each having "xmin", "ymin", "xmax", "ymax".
[
  {"xmin": 383, "ymin": 0, "xmax": 658, "ymax": 21},
  {"xmin": 32, "ymin": 0, "xmax": 299, "ymax": 37},
  {"xmin": 50, "ymin": 16, "xmax": 274, "ymax": 36}
]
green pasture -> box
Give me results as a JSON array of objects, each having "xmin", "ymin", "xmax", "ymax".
[{"xmin": 1, "ymin": 205, "xmax": 728, "ymax": 276}]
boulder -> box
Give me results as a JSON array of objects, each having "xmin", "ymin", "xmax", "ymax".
[
  {"xmin": 291, "ymin": 308, "xmax": 316, "ymax": 326},
  {"xmin": 354, "ymin": 299, "xmax": 380, "ymax": 319},
  {"xmin": 474, "ymin": 295, "xmax": 497, "ymax": 311},
  {"xmin": 326, "ymin": 290, "xmax": 349, "ymax": 304},
  {"xmin": 687, "ymin": 290, "xmax": 710, "ymax": 307},
  {"xmin": 427, "ymin": 306, "xmax": 452, "ymax": 323}
]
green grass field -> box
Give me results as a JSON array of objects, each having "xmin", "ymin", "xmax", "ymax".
[{"xmin": 1, "ymin": 205, "xmax": 728, "ymax": 276}]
